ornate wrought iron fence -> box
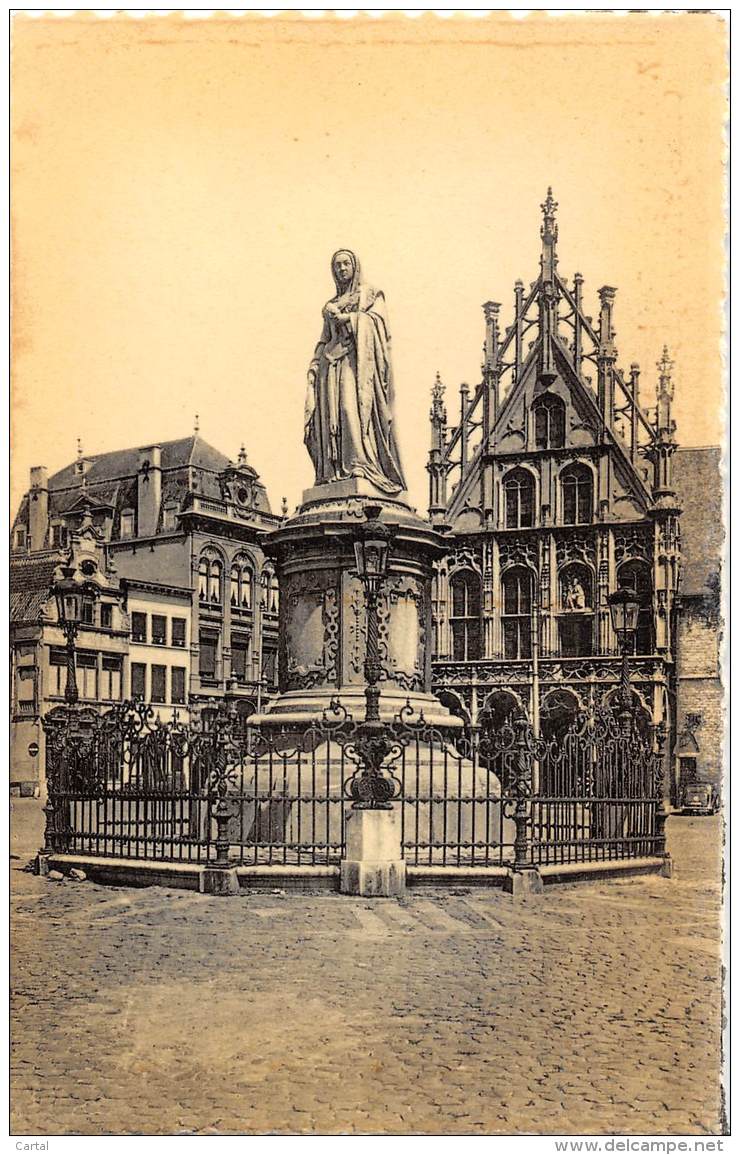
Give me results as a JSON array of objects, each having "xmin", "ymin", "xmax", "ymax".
[{"xmin": 40, "ymin": 699, "xmax": 667, "ymax": 870}]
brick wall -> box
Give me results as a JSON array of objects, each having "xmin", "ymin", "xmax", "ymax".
[{"xmin": 676, "ymin": 598, "xmax": 724, "ymax": 790}]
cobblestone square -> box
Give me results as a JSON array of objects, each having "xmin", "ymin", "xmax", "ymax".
[{"xmin": 10, "ymin": 800, "xmax": 724, "ymax": 1136}]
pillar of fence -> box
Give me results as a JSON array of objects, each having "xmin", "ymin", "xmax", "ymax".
[
  {"xmin": 36, "ymin": 707, "xmax": 73, "ymax": 875},
  {"xmin": 653, "ymin": 721, "xmax": 673, "ymax": 877},
  {"xmin": 504, "ymin": 718, "xmax": 543, "ymax": 896}
]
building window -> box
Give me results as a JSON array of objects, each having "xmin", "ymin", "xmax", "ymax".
[
  {"xmin": 618, "ymin": 561, "xmax": 653, "ymax": 655},
  {"xmin": 49, "ymin": 647, "xmax": 66, "ymax": 696},
  {"xmin": 262, "ymin": 645, "xmax": 278, "ymax": 690},
  {"xmin": 77, "ymin": 651, "xmax": 98, "ymax": 700},
  {"xmin": 503, "ymin": 468, "xmax": 535, "ymax": 529},
  {"xmin": 199, "ymin": 552, "xmax": 223, "ymax": 606},
  {"xmin": 171, "ymin": 666, "xmax": 186, "ymax": 705},
  {"xmin": 501, "ymin": 567, "xmax": 533, "ymax": 659},
  {"xmin": 561, "ymin": 464, "xmax": 593, "ymax": 525},
  {"xmin": 131, "ymin": 662, "xmax": 146, "ymax": 701},
  {"xmin": 533, "ymin": 394, "xmax": 565, "ymax": 450},
  {"xmin": 449, "ymin": 570, "xmax": 481, "ymax": 661},
  {"xmin": 100, "ymin": 604, "xmax": 113, "ymax": 629},
  {"xmin": 101, "ymin": 655, "xmax": 122, "ymax": 701},
  {"xmin": 80, "ymin": 598, "xmax": 95, "ymax": 626},
  {"xmin": 120, "ymin": 509, "xmax": 135, "ymax": 539},
  {"xmin": 199, "ymin": 631, "xmax": 218, "ymax": 681},
  {"xmin": 231, "ymin": 634, "xmax": 250, "ymax": 683},
  {"xmin": 151, "ymin": 665, "xmax": 166, "ymax": 704},
  {"xmin": 231, "ymin": 560, "xmax": 254, "ymax": 610},
  {"xmin": 162, "ymin": 501, "xmax": 179, "ymax": 532},
  {"xmin": 131, "ymin": 612, "xmax": 147, "ymax": 643},
  {"xmin": 51, "ymin": 524, "xmax": 68, "ymax": 549},
  {"xmin": 260, "ymin": 566, "xmax": 279, "ymax": 615},
  {"xmin": 14, "ymin": 527, "xmax": 27, "ymax": 550},
  {"xmin": 171, "ymin": 618, "xmax": 186, "ymax": 648},
  {"xmin": 151, "ymin": 615, "xmax": 167, "ymax": 646}
]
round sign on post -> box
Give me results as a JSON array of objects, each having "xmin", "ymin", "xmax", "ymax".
[{"xmin": 28, "ymin": 742, "xmax": 39, "ymax": 758}]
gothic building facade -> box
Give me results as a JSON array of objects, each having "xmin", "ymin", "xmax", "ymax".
[{"xmin": 429, "ymin": 192, "xmax": 683, "ymax": 790}]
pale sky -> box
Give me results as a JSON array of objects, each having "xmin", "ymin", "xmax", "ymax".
[{"xmin": 11, "ymin": 13, "xmax": 727, "ymax": 520}]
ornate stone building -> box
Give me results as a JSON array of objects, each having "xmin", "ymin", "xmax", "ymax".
[
  {"xmin": 428, "ymin": 191, "xmax": 683, "ymax": 778},
  {"xmin": 10, "ymin": 433, "xmax": 282, "ymax": 792}
]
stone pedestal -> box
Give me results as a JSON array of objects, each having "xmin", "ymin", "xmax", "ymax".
[
  {"xmin": 252, "ymin": 481, "xmax": 461, "ymax": 731},
  {"xmin": 340, "ymin": 807, "xmax": 406, "ymax": 897}
]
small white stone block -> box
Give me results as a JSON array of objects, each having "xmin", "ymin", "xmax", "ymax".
[
  {"xmin": 344, "ymin": 806, "xmax": 402, "ymax": 862},
  {"xmin": 340, "ymin": 807, "xmax": 406, "ymax": 897}
]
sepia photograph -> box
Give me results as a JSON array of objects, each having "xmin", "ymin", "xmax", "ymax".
[{"xmin": 8, "ymin": 10, "xmax": 728, "ymax": 1142}]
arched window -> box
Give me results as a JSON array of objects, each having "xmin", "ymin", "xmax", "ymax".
[
  {"xmin": 261, "ymin": 565, "xmax": 279, "ymax": 616},
  {"xmin": 561, "ymin": 464, "xmax": 593, "ymax": 525},
  {"xmin": 557, "ymin": 563, "xmax": 594, "ymax": 657},
  {"xmin": 209, "ymin": 559, "xmax": 222, "ymax": 604},
  {"xmin": 503, "ymin": 468, "xmax": 535, "ymax": 529},
  {"xmin": 199, "ymin": 550, "xmax": 223, "ymax": 606},
  {"xmin": 481, "ymin": 690, "xmax": 523, "ymax": 732},
  {"xmin": 230, "ymin": 559, "xmax": 254, "ymax": 610},
  {"xmin": 449, "ymin": 570, "xmax": 481, "ymax": 661},
  {"xmin": 533, "ymin": 394, "xmax": 565, "ymax": 450},
  {"xmin": 540, "ymin": 689, "xmax": 580, "ymax": 743},
  {"xmin": 269, "ymin": 572, "xmax": 280, "ymax": 614},
  {"xmin": 198, "ymin": 557, "xmax": 209, "ymax": 601},
  {"xmin": 617, "ymin": 560, "xmax": 653, "ymax": 655},
  {"xmin": 501, "ymin": 567, "xmax": 533, "ymax": 659}
]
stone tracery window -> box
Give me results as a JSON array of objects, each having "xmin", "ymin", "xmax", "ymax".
[
  {"xmin": 561, "ymin": 464, "xmax": 593, "ymax": 525},
  {"xmin": 503, "ymin": 468, "xmax": 535, "ymax": 529},
  {"xmin": 501, "ymin": 566, "xmax": 533, "ymax": 659},
  {"xmin": 533, "ymin": 394, "xmax": 565, "ymax": 450},
  {"xmin": 449, "ymin": 569, "xmax": 482, "ymax": 661}
]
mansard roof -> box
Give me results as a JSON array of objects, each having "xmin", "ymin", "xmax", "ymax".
[
  {"xmin": 48, "ymin": 435, "xmax": 232, "ymax": 491},
  {"xmin": 673, "ymin": 447, "xmax": 723, "ymax": 598}
]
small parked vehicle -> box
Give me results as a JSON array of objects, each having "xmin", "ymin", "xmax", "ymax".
[{"xmin": 680, "ymin": 781, "xmax": 720, "ymax": 816}]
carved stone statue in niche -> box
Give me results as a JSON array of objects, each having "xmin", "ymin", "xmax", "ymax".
[{"xmin": 563, "ymin": 575, "xmax": 587, "ymax": 611}]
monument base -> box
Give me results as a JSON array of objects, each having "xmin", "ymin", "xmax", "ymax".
[{"xmin": 301, "ymin": 476, "xmax": 411, "ymax": 509}]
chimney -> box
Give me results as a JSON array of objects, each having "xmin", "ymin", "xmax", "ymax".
[
  {"xmin": 29, "ymin": 465, "xmax": 48, "ymax": 552},
  {"xmin": 137, "ymin": 445, "xmax": 162, "ymax": 538}
]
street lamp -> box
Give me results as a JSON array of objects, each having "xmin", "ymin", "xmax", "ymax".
[
  {"xmin": 347, "ymin": 504, "xmax": 398, "ymax": 810},
  {"xmin": 353, "ymin": 504, "xmax": 391, "ymax": 724},
  {"xmin": 53, "ymin": 560, "xmax": 99, "ymax": 705},
  {"xmin": 607, "ymin": 587, "xmax": 641, "ymax": 717}
]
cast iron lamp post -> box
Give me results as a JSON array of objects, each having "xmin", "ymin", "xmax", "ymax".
[
  {"xmin": 348, "ymin": 504, "xmax": 398, "ymax": 809},
  {"xmin": 53, "ymin": 561, "xmax": 99, "ymax": 705},
  {"xmin": 607, "ymin": 587, "xmax": 641, "ymax": 726}
]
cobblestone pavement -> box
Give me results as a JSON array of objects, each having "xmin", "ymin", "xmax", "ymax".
[{"xmin": 11, "ymin": 801, "xmax": 725, "ymax": 1136}]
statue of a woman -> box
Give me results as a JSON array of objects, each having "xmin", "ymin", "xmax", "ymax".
[{"xmin": 304, "ymin": 250, "xmax": 407, "ymax": 495}]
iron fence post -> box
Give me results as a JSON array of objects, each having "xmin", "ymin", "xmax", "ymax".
[{"xmin": 504, "ymin": 717, "xmax": 543, "ymax": 896}]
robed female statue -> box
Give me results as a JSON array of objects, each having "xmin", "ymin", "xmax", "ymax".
[{"xmin": 304, "ymin": 250, "xmax": 407, "ymax": 496}]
